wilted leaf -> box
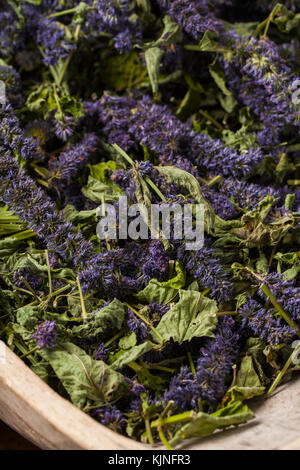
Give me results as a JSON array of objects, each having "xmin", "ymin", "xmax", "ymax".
[
  {"xmin": 82, "ymin": 176, "xmax": 121, "ymax": 203},
  {"xmin": 16, "ymin": 305, "xmax": 40, "ymax": 330},
  {"xmin": 110, "ymin": 341, "xmax": 155, "ymax": 370},
  {"xmin": 160, "ymin": 261, "xmax": 186, "ymax": 290},
  {"xmin": 135, "ymin": 278, "xmax": 178, "ymax": 305},
  {"xmin": 155, "ymin": 289, "xmax": 218, "ymax": 344},
  {"xmin": 144, "ymin": 15, "xmax": 181, "ymax": 95},
  {"xmin": 40, "ymin": 342, "xmax": 128, "ymax": 409},
  {"xmin": 186, "ymin": 30, "xmax": 221, "ymax": 52},
  {"xmin": 119, "ymin": 331, "xmax": 137, "ymax": 350},
  {"xmin": 227, "ymin": 355, "xmax": 265, "ymax": 403},
  {"xmin": 88, "ymin": 160, "xmax": 118, "ymax": 187},
  {"xmin": 145, "ymin": 47, "xmax": 164, "ymax": 96},
  {"xmin": 170, "ymin": 401, "xmax": 254, "ymax": 447},
  {"xmin": 72, "ymin": 298, "xmax": 126, "ymax": 339},
  {"xmin": 155, "ymin": 165, "xmax": 216, "ymax": 235}
]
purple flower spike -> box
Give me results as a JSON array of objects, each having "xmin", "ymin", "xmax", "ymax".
[{"xmin": 32, "ymin": 320, "xmax": 57, "ymax": 349}]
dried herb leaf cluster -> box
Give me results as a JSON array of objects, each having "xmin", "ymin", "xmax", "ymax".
[{"xmin": 0, "ymin": 0, "xmax": 300, "ymax": 448}]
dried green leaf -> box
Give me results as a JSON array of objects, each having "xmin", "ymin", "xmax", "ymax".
[
  {"xmin": 170, "ymin": 401, "xmax": 254, "ymax": 447},
  {"xmin": 110, "ymin": 341, "xmax": 156, "ymax": 370},
  {"xmin": 72, "ymin": 298, "xmax": 126, "ymax": 339},
  {"xmin": 134, "ymin": 278, "xmax": 178, "ymax": 305},
  {"xmin": 155, "ymin": 289, "xmax": 218, "ymax": 344},
  {"xmin": 40, "ymin": 342, "xmax": 128, "ymax": 409}
]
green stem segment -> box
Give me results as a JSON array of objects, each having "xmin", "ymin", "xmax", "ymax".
[
  {"xmin": 104, "ymin": 329, "xmax": 126, "ymax": 347},
  {"xmin": 57, "ymin": 53, "xmax": 73, "ymax": 87},
  {"xmin": 216, "ymin": 311, "xmax": 238, "ymax": 317},
  {"xmin": 187, "ymin": 352, "xmax": 196, "ymax": 376},
  {"xmin": 113, "ymin": 143, "xmax": 135, "ymax": 166},
  {"xmin": 154, "ymin": 402, "xmax": 176, "ymax": 449},
  {"xmin": 207, "ymin": 175, "xmax": 222, "ymax": 187},
  {"xmin": 20, "ymin": 345, "xmax": 39, "ymax": 359},
  {"xmin": 76, "ymin": 276, "xmax": 87, "ymax": 321},
  {"xmin": 141, "ymin": 362, "xmax": 175, "ymax": 373},
  {"xmin": 53, "ymin": 85, "xmax": 63, "ymax": 116},
  {"xmin": 21, "ymin": 277, "xmax": 41, "ymax": 302},
  {"xmin": 151, "ymin": 411, "xmax": 194, "ymax": 428},
  {"xmin": 145, "ymin": 417, "xmax": 154, "ymax": 446},
  {"xmin": 144, "ymin": 176, "xmax": 166, "ymax": 202},
  {"xmin": 245, "ymin": 267, "xmax": 300, "ymax": 338},
  {"xmin": 260, "ymin": 282, "xmax": 300, "ymax": 337},
  {"xmin": 113, "ymin": 143, "xmax": 167, "ymax": 202},
  {"xmin": 48, "ymin": 7, "xmax": 79, "ymax": 18},
  {"xmin": 47, "ymin": 283, "xmax": 72, "ymax": 300},
  {"xmin": 255, "ymin": 4, "xmax": 282, "ymax": 38},
  {"xmin": 157, "ymin": 423, "xmax": 173, "ymax": 450},
  {"xmin": 199, "ymin": 109, "xmax": 224, "ymax": 131},
  {"xmin": 45, "ymin": 250, "xmax": 52, "ymax": 297},
  {"xmin": 37, "ymin": 45, "xmax": 60, "ymax": 86},
  {"xmin": 267, "ymin": 343, "xmax": 300, "ymax": 397},
  {"xmin": 124, "ymin": 303, "xmax": 165, "ymax": 345},
  {"xmin": 161, "ymin": 401, "xmax": 175, "ymax": 419},
  {"xmin": 262, "ymin": 4, "xmax": 282, "ymax": 38}
]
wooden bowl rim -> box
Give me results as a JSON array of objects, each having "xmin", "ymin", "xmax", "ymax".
[
  {"xmin": 0, "ymin": 340, "xmax": 148, "ymax": 450},
  {"xmin": 1, "ymin": 340, "xmax": 300, "ymax": 450}
]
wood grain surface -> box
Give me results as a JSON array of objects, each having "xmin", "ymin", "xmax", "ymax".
[
  {"xmin": 0, "ymin": 340, "xmax": 300, "ymax": 450},
  {"xmin": 0, "ymin": 341, "xmax": 146, "ymax": 450}
]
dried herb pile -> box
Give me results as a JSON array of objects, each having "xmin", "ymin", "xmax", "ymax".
[{"xmin": 0, "ymin": 0, "xmax": 300, "ymax": 448}]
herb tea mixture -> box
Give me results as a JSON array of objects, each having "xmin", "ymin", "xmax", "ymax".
[{"xmin": 0, "ymin": 0, "xmax": 300, "ymax": 449}]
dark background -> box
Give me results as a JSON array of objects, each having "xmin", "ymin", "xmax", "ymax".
[{"xmin": 0, "ymin": 420, "xmax": 38, "ymax": 450}]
